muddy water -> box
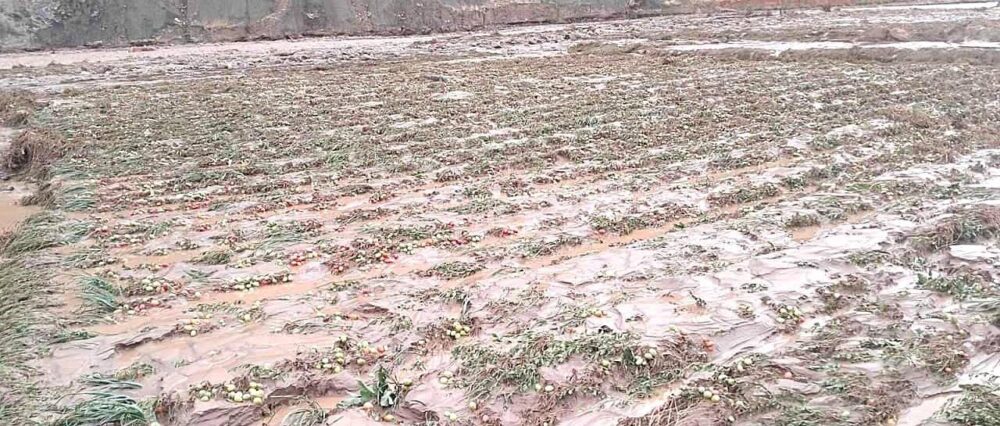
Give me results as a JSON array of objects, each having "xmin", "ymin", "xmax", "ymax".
[
  {"xmin": 120, "ymin": 250, "xmax": 198, "ymax": 269},
  {"xmin": 0, "ymin": 35, "xmax": 436, "ymax": 69},
  {"xmin": 790, "ymin": 224, "xmax": 823, "ymax": 242},
  {"xmin": 897, "ymin": 392, "xmax": 960, "ymax": 426},
  {"xmin": 12, "ymin": 8, "xmax": 1000, "ymax": 425},
  {"xmin": 790, "ymin": 211, "xmax": 874, "ymax": 242},
  {"xmin": 0, "ymin": 183, "xmax": 38, "ymax": 232},
  {"xmin": 844, "ymin": 1, "xmax": 998, "ymax": 11},
  {"xmin": 664, "ymin": 40, "xmax": 1000, "ymax": 52},
  {"xmin": 0, "ymin": 128, "xmax": 39, "ymax": 232}
]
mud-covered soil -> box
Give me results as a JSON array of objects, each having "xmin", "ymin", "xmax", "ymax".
[{"xmin": 1, "ymin": 2, "xmax": 999, "ymax": 426}]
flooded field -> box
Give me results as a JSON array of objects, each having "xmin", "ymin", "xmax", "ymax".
[{"xmin": 0, "ymin": 2, "xmax": 998, "ymax": 425}]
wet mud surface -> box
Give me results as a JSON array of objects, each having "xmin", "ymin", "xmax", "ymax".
[{"xmin": 1, "ymin": 2, "xmax": 999, "ymax": 425}]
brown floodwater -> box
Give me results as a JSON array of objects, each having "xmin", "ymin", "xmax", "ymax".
[{"xmin": 0, "ymin": 182, "xmax": 39, "ymax": 232}]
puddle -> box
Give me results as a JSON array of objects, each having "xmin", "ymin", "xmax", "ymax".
[
  {"xmin": 897, "ymin": 392, "xmax": 959, "ymax": 426},
  {"xmin": 791, "ymin": 224, "xmax": 822, "ymax": 242},
  {"xmin": 0, "ymin": 183, "xmax": 38, "ymax": 232},
  {"xmin": 0, "ymin": 127, "xmax": 39, "ymax": 232},
  {"xmin": 791, "ymin": 211, "xmax": 873, "ymax": 243}
]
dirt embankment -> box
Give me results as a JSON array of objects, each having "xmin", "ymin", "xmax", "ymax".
[{"xmin": 0, "ymin": 0, "xmax": 907, "ymax": 51}]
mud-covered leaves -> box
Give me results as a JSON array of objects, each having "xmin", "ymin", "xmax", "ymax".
[
  {"xmin": 54, "ymin": 392, "xmax": 155, "ymax": 426},
  {"xmin": 942, "ymin": 382, "xmax": 1000, "ymax": 425},
  {"xmin": 339, "ymin": 366, "xmax": 407, "ymax": 410}
]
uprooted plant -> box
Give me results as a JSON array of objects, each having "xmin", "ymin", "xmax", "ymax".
[
  {"xmin": 910, "ymin": 206, "xmax": 1000, "ymax": 251},
  {"xmin": 338, "ymin": 366, "xmax": 412, "ymax": 422},
  {"xmin": 0, "ymin": 90, "xmax": 35, "ymax": 126},
  {"xmin": 2, "ymin": 128, "xmax": 66, "ymax": 178}
]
